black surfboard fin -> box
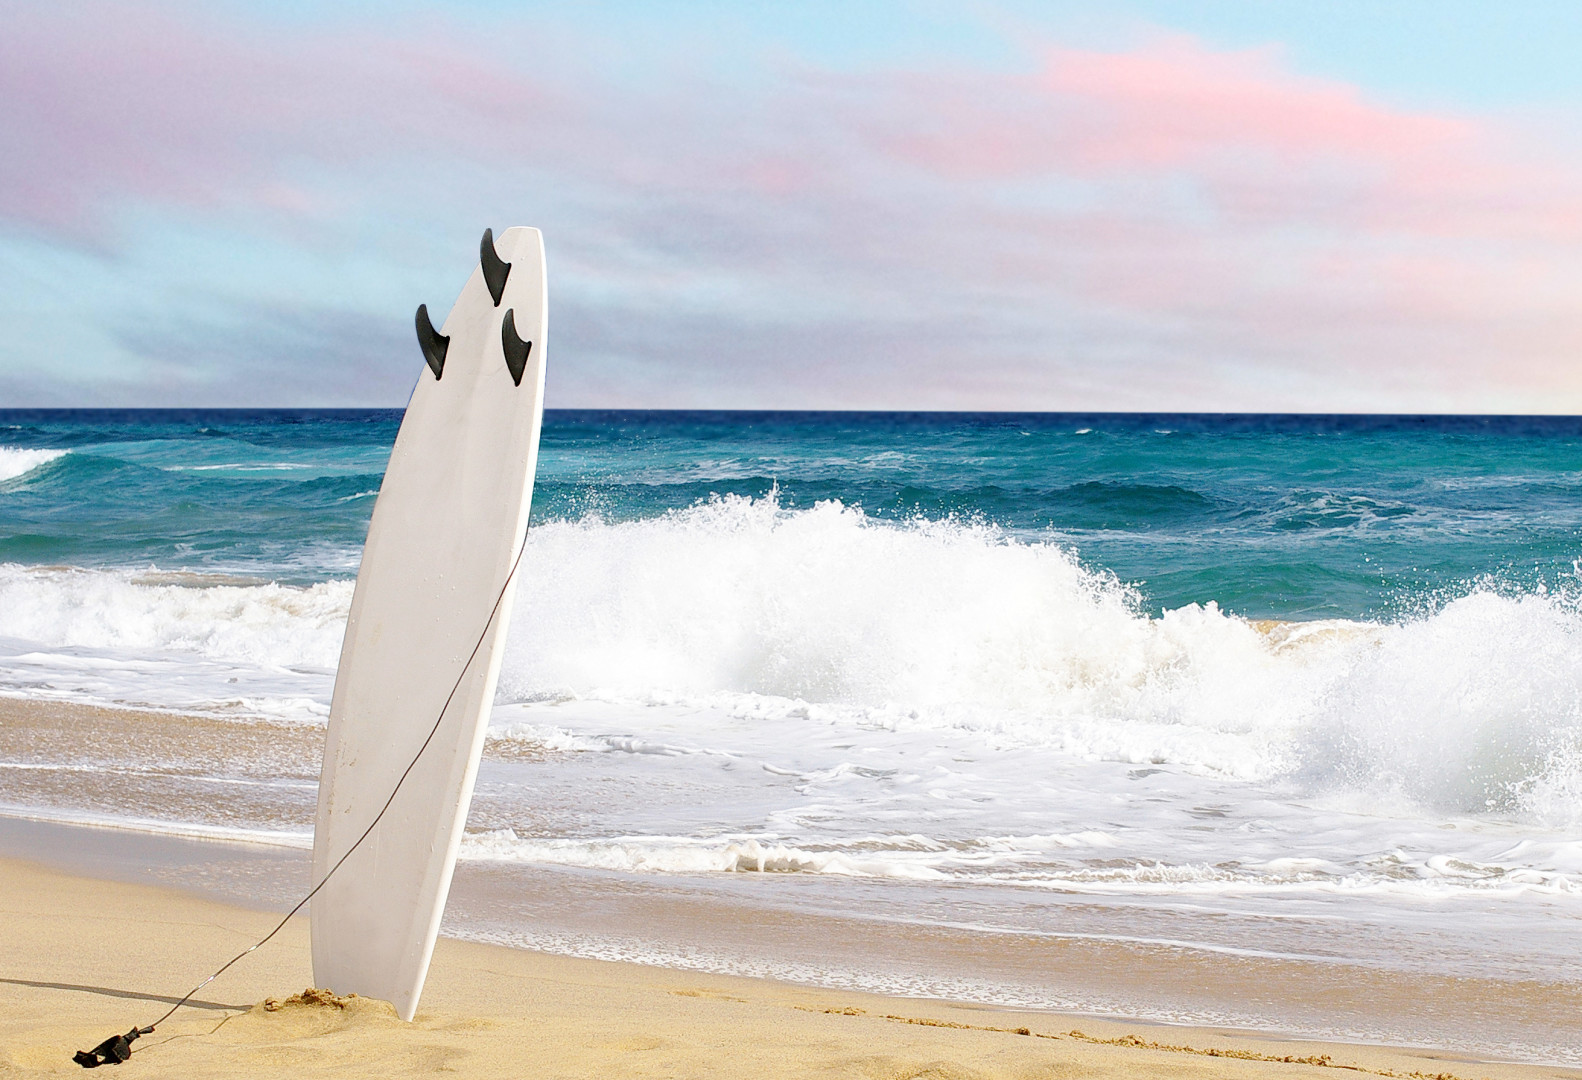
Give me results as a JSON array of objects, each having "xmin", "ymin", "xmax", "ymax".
[
  {"xmin": 480, "ymin": 228, "xmax": 510, "ymax": 306},
  {"xmin": 415, "ymin": 304, "xmax": 449, "ymax": 380},
  {"xmin": 501, "ymin": 308, "xmax": 532, "ymax": 387}
]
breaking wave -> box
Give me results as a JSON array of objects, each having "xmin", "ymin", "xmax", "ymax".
[
  {"xmin": 0, "ymin": 446, "xmax": 67, "ymax": 485},
  {"xmin": 0, "ymin": 564, "xmax": 349, "ymax": 671},
  {"xmin": 3, "ymin": 493, "xmax": 1581, "ymax": 822}
]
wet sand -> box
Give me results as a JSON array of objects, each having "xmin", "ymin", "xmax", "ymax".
[
  {"xmin": 6, "ymin": 694, "xmax": 1582, "ymax": 1068},
  {"xmin": 1, "ymin": 857, "xmax": 1578, "ymax": 1079}
]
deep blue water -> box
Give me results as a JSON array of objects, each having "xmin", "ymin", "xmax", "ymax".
[{"xmin": 3, "ymin": 408, "xmax": 1581, "ymax": 620}]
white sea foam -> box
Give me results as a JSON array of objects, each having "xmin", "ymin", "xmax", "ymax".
[
  {"xmin": 486, "ymin": 721, "xmax": 611, "ymax": 753},
  {"xmin": 0, "ymin": 564, "xmax": 345, "ymax": 719},
  {"xmin": 0, "ymin": 802, "xmax": 312, "ymax": 849},
  {"xmin": 450, "ymin": 823, "xmax": 1582, "ymax": 896},
  {"xmin": 0, "ymin": 564, "xmax": 349, "ymax": 671},
  {"xmin": 488, "ymin": 494, "xmax": 1582, "ymax": 821},
  {"xmin": 3, "ymin": 493, "xmax": 1582, "ymax": 824},
  {"xmin": 0, "ymin": 447, "xmax": 66, "ymax": 484},
  {"xmin": 459, "ymin": 829, "xmax": 951, "ymax": 877}
]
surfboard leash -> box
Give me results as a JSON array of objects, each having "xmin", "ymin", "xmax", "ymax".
[{"xmin": 72, "ymin": 529, "xmax": 533, "ymax": 1067}]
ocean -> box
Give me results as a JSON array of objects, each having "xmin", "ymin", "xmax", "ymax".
[{"xmin": 3, "ymin": 409, "xmax": 1582, "ymax": 1061}]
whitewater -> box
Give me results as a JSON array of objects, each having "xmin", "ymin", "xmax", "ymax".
[{"xmin": 3, "ymin": 410, "xmax": 1582, "ymax": 1060}]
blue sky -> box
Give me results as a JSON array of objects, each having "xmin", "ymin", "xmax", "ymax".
[{"xmin": 4, "ymin": 1, "xmax": 1581, "ymax": 410}]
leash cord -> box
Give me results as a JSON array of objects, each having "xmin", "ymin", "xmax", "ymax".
[{"xmin": 142, "ymin": 530, "xmax": 531, "ymax": 1030}]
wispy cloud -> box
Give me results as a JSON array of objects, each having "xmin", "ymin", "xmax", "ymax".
[{"xmin": 3, "ymin": 3, "xmax": 1581, "ymax": 409}]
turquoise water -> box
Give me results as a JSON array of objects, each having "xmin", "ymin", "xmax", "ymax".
[{"xmin": 4, "ymin": 409, "xmax": 1582, "ymax": 618}]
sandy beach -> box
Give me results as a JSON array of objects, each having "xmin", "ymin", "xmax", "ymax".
[{"xmin": 0, "ymin": 855, "xmax": 1575, "ymax": 1080}]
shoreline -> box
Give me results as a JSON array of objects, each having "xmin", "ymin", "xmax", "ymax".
[
  {"xmin": 2, "ymin": 856, "xmax": 1576, "ymax": 1080},
  {"xmin": 9, "ymin": 809, "xmax": 1582, "ymax": 1068},
  {"xmin": 6, "ymin": 688, "xmax": 1582, "ymax": 1067}
]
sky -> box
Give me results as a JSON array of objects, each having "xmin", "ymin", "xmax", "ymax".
[{"xmin": 3, "ymin": 0, "xmax": 1582, "ymax": 411}]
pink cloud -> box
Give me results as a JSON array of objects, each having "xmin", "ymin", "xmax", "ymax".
[
  {"xmin": 817, "ymin": 40, "xmax": 1582, "ymax": 350},
  {"xmin": 1042, "ymin": 37, "xmax": 1470, "ymax": 168},
  {"xmin": 859, "ymin": 35, "xmax": 1575, "ymax": 239},
  {"xmin": 866, "ymin": 41, "xmax": 1456, "ymax": 179}
]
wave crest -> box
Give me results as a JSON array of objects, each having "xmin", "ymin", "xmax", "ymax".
[
  {"xmin": 0, "ymin": 447, "xmax": 67, "ymax": 485},
  {"xmin": 0, "ymin": 564, "xmax": 349, "ymax": 670},
  {"xmin": 496, "ymin": 494, "xmax": 1582, "ymax": 819},
  {"xmin": 4, "ymin": 493, "xmax": 1582, "ymax": 821}
]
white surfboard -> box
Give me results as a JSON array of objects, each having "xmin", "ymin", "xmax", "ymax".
[{"xmin": 311, "ymin": 227, "xmax": 547, "ymax": 1021}]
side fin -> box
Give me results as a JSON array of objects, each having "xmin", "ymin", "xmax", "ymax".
[
  {"xmin": 415, "ymin": 304, "xmax": 449, "ymax": 380},
  {"xmin": 501, "ymin": 308, "xmax": 532, "ymax": 387},
  {"xmin": 480, "ymin": 228, "xmax": 511, "ymax": 306}
]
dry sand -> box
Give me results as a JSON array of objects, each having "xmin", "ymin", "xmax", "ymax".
[{"xmin": 1, "ymin": 857, "xmax": 1577, "ymax": 1079}]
